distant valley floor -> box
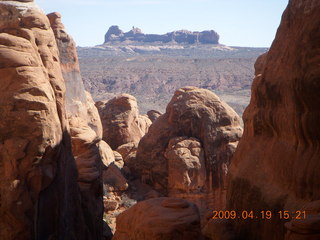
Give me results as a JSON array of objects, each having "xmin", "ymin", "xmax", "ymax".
[{"xmin": 78, "ymin": 44, "xmax": 267, "ymax": 116}]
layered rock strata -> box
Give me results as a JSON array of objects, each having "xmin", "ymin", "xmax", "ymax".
[{"xmin": 104, "ymin": 25, "xmax": 219, "ymax": 44}]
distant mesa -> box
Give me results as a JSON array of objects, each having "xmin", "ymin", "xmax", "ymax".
[{"xmin": 104, "ymin": 25, "xmax": 220, "ymax": 44}]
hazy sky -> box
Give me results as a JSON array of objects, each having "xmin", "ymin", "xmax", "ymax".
[{"xmin": 37, "ymin": 0, "xmax": 288, "ymax": 47}]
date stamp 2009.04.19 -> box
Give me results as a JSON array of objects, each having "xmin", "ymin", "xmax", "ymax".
[{"xmin": 211, "ymin": 210, "xmax": 306, "ymax": 220}]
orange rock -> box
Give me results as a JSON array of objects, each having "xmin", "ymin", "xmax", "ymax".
[
  {"xmin": 48, "ymin": 12, "xmax": 111, "ymax": 238},
  {"xmin": 113, "ymin": 151, "xmax": 124, "ymax": 168},
  {"xmin": 147, "ymin": 109, "xmax": 162, "ymax": 122},
  {"xmin": 285, "ymin": 201, "xmax": 320, "ymax": 240},
  {"xmin": 97, "ymin": 94, "xmax": 151, "ymax": 149},
  {"xmin": 227, "ymin": 1, "xmax": 320, "ymax": 239},
  {"xmin": 116, "ymin": 142, "xmax": 138, "ymax": 160},
  {"xmin": 99, "ymin": 140, "xmax": 115, "ymax": 167},
  {"xmin": 113, "ymin": 197, "xmax": 201, "ymax": 240},
  {"xmin": 0, "ymin": 1, "xmax": 92, "ymax": 239},
  {"xmin": 135, "ymin": 86, "xmax": 242, "ymax": 212},
  {"xmin": 103, "ymin": 163, "xmax": 128, "ymax": 192},
  {"xmin": 165, "ymin": 137, "xmax": 206, "ymax": 193},
  {"xmin": 48, "ymin": 12, "xmax": 102, "ymax": 139},
  {"xmin": 103, "ymin": 198, "xmax": 119, "ymax": 212}
]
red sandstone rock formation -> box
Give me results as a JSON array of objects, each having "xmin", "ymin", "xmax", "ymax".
[
  {"xmin": 113, "ymin": 197, "xmax": 201, "ymax": 240},
  {"xmin": 115, "ymin": 142, "xmax": 138, "ymax": 172},
  {"xmin": 0, "ymin": 1, "xmax": 95, "ymax": 239},
  {"xmin": 225, "ymin": 1, "xmax": 320, "ymax": 239},
  {"xmin": 285, "ymin": 200, "xmax": 320, "ymax": 240},
  {"xmin": 165, "ymin": 137, "xmax": 206, "ymax": 193},
  {"xmin": 48, "ymin": 12, "xmax": 114, "ymax": 239},
  {"xmin": 135, "ymin": 86, "xmax": 242, "ymax": 213},
  {"xmin": 147, "ymin": 109, "xmax": 162, "ymax": 122},
  {"xmin": 99, "ymin": 140, "xmax": 115, "ymax": 167},
  {"xmin": 103, "ymin": 163, "xmax": 128, "ymax": 192},
  {"xmin": 96, "ymin": 94, "xmax": 152, "ymax": 149},
  {"xmin": 116, "ymin": 142, "xmax": 138, "ymax": 160}
]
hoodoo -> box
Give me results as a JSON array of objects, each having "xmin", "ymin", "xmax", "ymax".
[{"xmin": 135, "ymin": 86, "xmax": 242, "ymax": 213}]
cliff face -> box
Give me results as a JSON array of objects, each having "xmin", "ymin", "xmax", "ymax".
[
  {"xmin": 104, "ymin": 25, "xmax": 219, "ymax": 44},
  {"xmin": 47, "ymin": 12, "xmax": 88, "ymax": 116},
  {"xmin": 48, "ymin": 12, "xmax": 111, "ymax": 239},
  {"xmin": 227, "ymin": 0, "xmax": 320, "ymax": 239},
  {"xmin": 0, "ymin": 1, "xmax": 84, "ymax": 239},
  {"xmin": 0, "ymin": 2, "xmax": 106, "ymax": 239}
]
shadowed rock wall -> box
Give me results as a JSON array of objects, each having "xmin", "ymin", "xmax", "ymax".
[
  {"xmin": 226, "ymin": 0, "xmax": 320, "ymax": 239},
  {"xmin": 47, "ymin": 12, "xmax": 110, "ymax": 239},
  {"xmin": 0, "ymin": 1, "xmax": 107, "ymax": 239}
]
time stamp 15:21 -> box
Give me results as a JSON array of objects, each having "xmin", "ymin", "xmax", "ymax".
[{"xmin": 211, "ymin": 210, "xmax": 306, "ymax": 220}]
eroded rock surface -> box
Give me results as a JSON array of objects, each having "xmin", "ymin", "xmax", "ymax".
[
  {"xmin": 103, "ymin": 162, "xmax": 128, "ymax": 192},
  {"xmin": 165, "ymin": 137, "xmax": 206, "ymax": 193},
  {"xmin": 0, "ymin": 2, "xmax": 94, "ymax": 239},
  {"xmin": 285, "ymin": 201, "xmax": 320, "ymax": 240},
  {"xmin": 97, "ymin": 94, "xmax": 151, "ymax": 149},
  {"xmin": 135, "ymin": 87, "xmax": 242, "ymax": 212},
  {"xmin": 113, "ymin": 197, "xmax": 201, "ymax": 240},
  {"xmin": 116, "ymin": 142, "xmax": 138, "ymax": 160},
  {"xmin": 48, "ymin": 11, "xmax": 112, "ymax": 239},
  {"xmin": 226, "ymin": 0, "xmax": 320, "ymax": 239},
  {"xmin": 147, "ymin": 109, "xmax": 161, "ymax": 122}
]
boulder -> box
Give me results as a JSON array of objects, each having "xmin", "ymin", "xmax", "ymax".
[
  {"xmin": 135, "ymin": 86, "xmax": 242, "ymax": 212},
  {"xmin": 103, "ymin": 163, "xmax": 128, "ymax": 192},
  {"xmin": 113, "ymin": 151, "xmax": 124, "ymax": 168},
  {"xmin": 147, "ymin": 110, "xmax": 162, "ymax": 122},
  {"xmin": 165, "ymin": 137, "xmax": 206, "ymax": 193},
  {"xmin": 103, "ymin": 198, "xmax": 119, "ymax": 212},
  {"xmin": 226, "ymin": 0, "xmax": 320, "ymax": 239},
  {"xmin": 99, "ymin": 140, "xmax": 115, "ymax": 167},
  {"xmin": 97, "ymin": 94, "xmax": 151, "ymax": 149},
  {"xmin": 113, "ymin": 197, "xmax": 201, "ymax": 240},
  {"xmin": 124, "ymin": 152, "xmax": 138, "ymax": 176},
  {"xmin": 116, "ymin": 142, "xmax": 138, "ymax": 160},
  {"xmin": 138, "ymin": 115, "xmax": 152, "ymax": 135}
]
